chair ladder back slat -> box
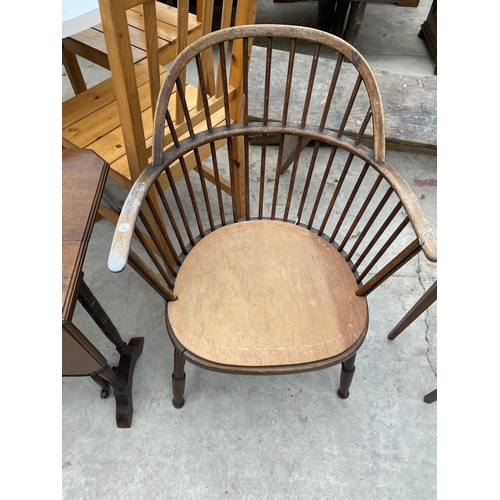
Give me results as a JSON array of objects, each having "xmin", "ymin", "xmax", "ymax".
[
  {"xmin": 98, "ymin": 0, "xmax": 154, "ymax": 182},
  {"xmin": 142, "ymin": 0, "xmax": 161, "ymax": 122}
]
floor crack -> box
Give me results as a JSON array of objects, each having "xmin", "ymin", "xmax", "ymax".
[{"xmin": 417, "ymin": 254, "xmax": 437, "ymax": 378}]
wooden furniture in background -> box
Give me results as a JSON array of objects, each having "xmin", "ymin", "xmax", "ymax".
[
  {"xmin": 62, "ymin": 1, "xmax": 203, "ymax": 95},
  {"xmin": 63, "ymin": 0, "xmax": 259, "ymax": 296},
  {"xmin": 62, "ymin": 148, "xmax": 144, "ymax": 428},
  {"xmin": 319, "ymin": 1, "xmax": 420, "ymax": 46},
  {"xmin": 388, "ymin": 280, "xmax": 437, "ymax": 403},
  {"xmin": 107, "ymin": 25, "xmax": 437, "ymax": 409},
  {"xmin": 418, "ymin": 0, "xmax": 436, "ymax": 73}
]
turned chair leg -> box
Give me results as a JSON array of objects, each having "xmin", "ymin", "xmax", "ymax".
[
  {"xmin": 172, "ymin": 349, "xmax": 186, "ymax": 408},
  {"xmin": 337, "ymin": 353, "xmax": 356, "ymax": 399}
]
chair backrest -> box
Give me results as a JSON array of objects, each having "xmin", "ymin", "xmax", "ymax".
[{"xmin": 108, "ymin": 25, "xmax": 437, "ymax": 300}]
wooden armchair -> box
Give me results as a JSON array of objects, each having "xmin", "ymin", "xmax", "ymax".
[
  {"xmin": 63, "ymin": 0, "xmax": 258, "ymax": 295},
  {"xmin": 108, "ymin": 25, "xmax": 437, "ymax": 407}
]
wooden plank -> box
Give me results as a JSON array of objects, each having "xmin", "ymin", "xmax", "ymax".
[{"xmin": 247, "ymin": 46, "xmax": 436, "ymax": 155}]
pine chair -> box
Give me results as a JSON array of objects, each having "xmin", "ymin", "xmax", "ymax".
[
  {"xmin": 108, "ymin": 25, "xmax": 437, "ymax": 407},
  {"xmin": 63, "ymin": 0, "xmax": 258, "ymax": 295},
  {"xmin": 62, "ymin": 1, "xmax": 203, "ymax": 95}
]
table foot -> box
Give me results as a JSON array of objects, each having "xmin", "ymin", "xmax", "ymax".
[{"xmin": 113, "ymin": 337, "xmax": 145, "ymax": 428}]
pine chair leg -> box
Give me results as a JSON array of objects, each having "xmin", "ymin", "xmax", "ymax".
[
  {"xmin": 172, "ymin": 349, "xmax": 186, "ymax": 408},
  {"xmin": 337, "ymin": 353, "xmax": 356, "ymax": 399}
]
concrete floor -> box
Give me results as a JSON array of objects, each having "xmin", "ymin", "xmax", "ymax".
[{"xmin": 62, "ymin": 1, "xmax": 437, "ymax": 498}]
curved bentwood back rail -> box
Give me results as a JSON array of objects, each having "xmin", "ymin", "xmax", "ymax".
[{"xmin": 109, "ymin": 24, "xmax": 437, "ymax": 304}]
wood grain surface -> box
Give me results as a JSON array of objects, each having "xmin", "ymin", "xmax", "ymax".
[{"xmin": 168, "ymin": 220, "xmax": 368, "ymax": 367}]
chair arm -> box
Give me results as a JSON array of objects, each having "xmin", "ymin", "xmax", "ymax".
[
  {"xmin": 108, "ymin": 166, "xmax": 160, "ymax": 273},
  {"xmin": 380, "ymin": 161, "xmax": 437, "ymax": 263}
]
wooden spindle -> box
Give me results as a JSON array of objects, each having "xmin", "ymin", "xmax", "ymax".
[
  {"xmin": 144, "ymin": 194, "xmax": 181, "ymax": 267},
  {"xmin": 226, "ymin": 136, "xmax": 238, "ymax": 223},
  {"xmin": 296, "ymin": 140, "xmax": 321, "ymax": 225},
  {"xmin": 215, "ymin": 0, "xmax": 234, "ymax": 99},
  {"xmin": 271, "ymin": 38, "xmax": 297, "ymax": 221},
  {"xmin": 283, "ymin": 135, "xmax": 303, "ymax": 222},
  {"xmin": 209, "ymin": 141, "xmax": 227, "ymax": 225},
  {"xmin": 310, "ymin": 146, "xmax": 341, "ymax": 232},
  {"xmin": 194, "ymin": 54, "xmax": 226, "ymax": 225},
  {"xmin": 243, "ymin": 37, "xmax": 250, "ymax": 220},
  {"xmin": 271, "ymin": 134, "xmax": 285, "ymax": 220},
  {"xmin": 300, "ymin": 43, "xmax": 321, "ymax": 127},
  {"xmin": 337, "ymin": 74, "xmax": 363, "ymax": 137},
  {"xmin": 128, "ymin": 250, "xmax": 177, "ymax": 302},
  {"xmin": 345, "ymin": 186, "xmax": 394, "ymax": 262},
  {"xmin": 338, "ymin": 173, "xmax": 383, "ymax": 252},
  {"xmin": 258, "ymin": 37, "xmax": 273, "ymax": 219},
  {"xmin": 218, "ymin": 42, "xmax": 232, "ymax": 128},
  {"xmin": 195, "ymin": 54, "xmax": 214, "ymax": 132},
  {"xmin": 134, "ymin": 219, "xmax": 175, "ymax": 288},
  {"xmin": 155, "ymin": 180, "xmax": 188, "ymax": 255},
  {"xmin": 329, "ymin": 163, "xmax": 369, "ymax": 244},
  {"xmin": 319, "ymin": 52, "xmax": 344, "ymax": 132},
  {"xmin": 282, "ymin": 38, "xmax": 297, "ymax": 126},
  {"xmin": 351, "ymin": 201, "xmax": 403, "ymax": 273},
  {"xmin": 159, "ymin": 145, "xmax": 196, "ymax": 247},
  {"xmin": 193, "ymin": 148, "xmax": 215, "ymax": 231},
  {"xmin": 197, "ymin": 0, "xmax": 215, "ymax": 111},
  {"xmin": 165, "ymin": 106, "xmax": 205, "ymax": 237},
  {"xmin": 355, "ymin": 108, "xmax": 373, "ymax": 145},
  {"xmin": 356, "ymin": 238, "xmax": 422, "ymax": 296},
  {"xmin": 356, "ymin": 215, "xmax": 410, "ymax": 282}
]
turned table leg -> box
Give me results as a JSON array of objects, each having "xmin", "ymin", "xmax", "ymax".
[{"xmin": 77, "ymin": 273, "xmax": 144, "ymax": 428}]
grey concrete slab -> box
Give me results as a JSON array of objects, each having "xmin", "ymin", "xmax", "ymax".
[{"xmin": 62, "ymin": 2, "xmax": 437, "ymax": 498}]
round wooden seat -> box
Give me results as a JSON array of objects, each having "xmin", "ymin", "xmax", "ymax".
[{"xmin": 167, "ymin": 220, "xmax": 368, "ymax": 371}]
